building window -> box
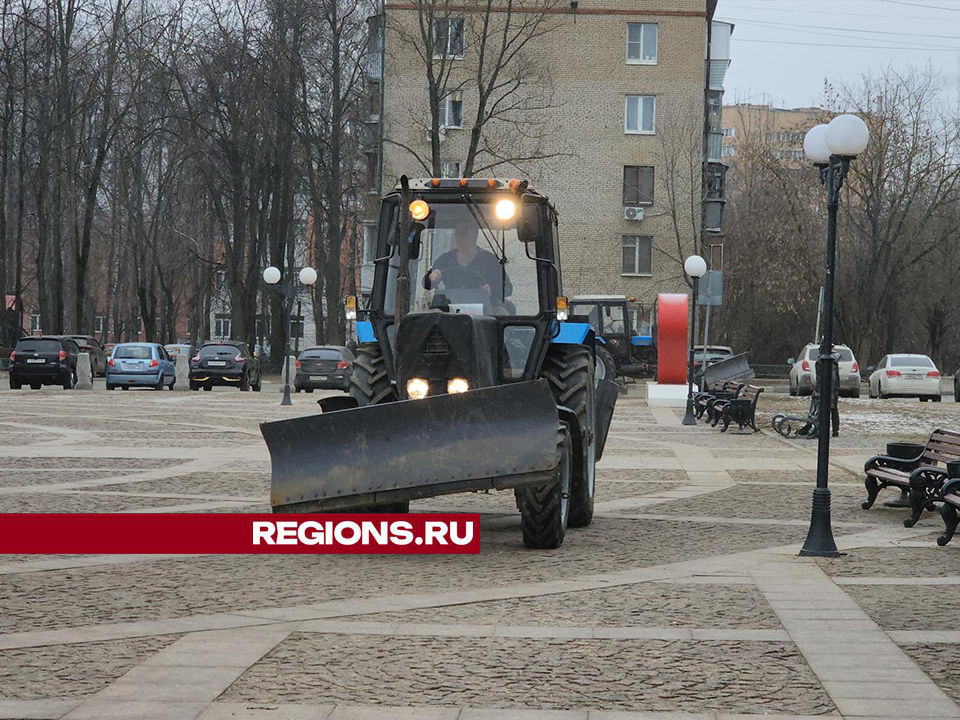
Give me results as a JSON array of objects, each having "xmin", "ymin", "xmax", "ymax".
[
  {"xmin": 29, "ymin": 313, "xmax": 41, "ymax": 334},
  {"xmin": 722, "ymin": 146, "xmax": 735, "ymax": 158},
  {"xmin": 722, "ymin": 127, "xmax": 736, "ymax": 137},
  {"xmin": 214, "ymin": 314, "xmax": 231, "ymax": 340},
  {"xmin": 439, "ymin": 92, "xmax": 463, "ymax": 129},
  {"xmin": 621, "ymin": 236, "xmax": 652, "ymax": 276},
  {"xmin": 623, "ymin": 166, "xmax": 654, "ymax": 205},
  {"xmin": 362, "ymin": 222, "xmax": 377, "ymax": 263},
  {"xmin": 625, "ymin": 95, "xmax": 655, "ymax": 134},
  {"xmin": 94, "ymin": 315, "xmax": 106, "ymax": 336},
  {"xmin": 626, "ymin": 23, "xmax": 657, "ymax": 64},
  {"xmin": 433, "ymin": 17, "xmax": 464, "ymax": 58},
  {"xmin": 440, "ymin": 160, "xmax": 461, "ymax": 178}
]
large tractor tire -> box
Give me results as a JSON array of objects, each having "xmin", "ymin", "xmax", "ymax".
[
  {"xmin": 349, "ymin": 343, "xmax": 397, "ymax": 406},
  {"xmin": 596, "ymin": 346, "xmax": 617, "ymax": 384},
  {"xmin": 519, "ymin": 424, "xmax": 572, "ymax": 549},
  {"xmin": 541, "ymin": 344, "xmax": 596, "ymax": 528},
  {"xmin": 348, "ymin": 342, "xmax": 406, "ymax": 513}
]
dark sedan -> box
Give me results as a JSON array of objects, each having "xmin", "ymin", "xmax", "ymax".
[
  {"xmin": 190, "ymin": 341, "xmax": 262, "ymax": 391},
  {"xmin": 9, "ymin": 336, "xmax": 79, "ymax": 389},
  {"xmin": 295, "ymin": 346, "xmax": 354, "ymax": 392},
  {"xmin": 68, "ymin": 335, "xmax": 107, "ymax": 377}
]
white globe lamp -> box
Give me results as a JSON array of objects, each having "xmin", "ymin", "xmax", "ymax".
[
  {"xmin": 826, "ymin": 114, "xmax": 869, "ymax": 157},
  {"xmin": 803, "ymin": 124, "xmax": 831, "ymax": 164},
  {"xmin": 684, "ymin": 254, "xmax": 707, "ymax": 279},
  {"xmin": 299, "ymin": 267, "xmax": 318, "ymax": 286},
  {"xmin": 262, "ymin": 266, "xmax": 281, "ymax": 285}
]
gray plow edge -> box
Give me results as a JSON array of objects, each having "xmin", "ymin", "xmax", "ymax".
[
  {"xmin": 261, "ymin": 379, "xmax": 560, "ymax": 513},
  {"xmin": 701, "ymin": 352, "xmax": 754, "ymax": 388}
]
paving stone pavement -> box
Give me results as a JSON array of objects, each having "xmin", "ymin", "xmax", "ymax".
[{"xmin": 1, "ymin": 384, "xmax": 960, "ymax": 719}]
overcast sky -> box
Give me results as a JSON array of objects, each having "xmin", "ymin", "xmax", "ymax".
[{"xmin": 715, "ymin": 0, "xmax": 960, "ymax": 109}]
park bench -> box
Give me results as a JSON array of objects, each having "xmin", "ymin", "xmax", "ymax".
[
  {"xmin": 862, "ymin": 429, "xmax": 960, "ymax": 528},
  {"xmin": 711, "ymin": 384, "xmax": 763, "ymax": 433},
  {"xmin": 694, "ymin": 381, "xmax": 743, "ymax": 420},
  {"xmin": 936, "ymin": 475, "xmax": 960, "ymax": 546}
]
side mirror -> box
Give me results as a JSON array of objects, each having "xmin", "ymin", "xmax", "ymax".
[
  {"xmin": 517, "ymin": 203, "xmax": 541, "ymax": 244},
  {"xmin": 787, "ymin": 357, "xmax": 795, "ymax": 366},
  {"xmin": 867, "ymin": 365, "xmax": 875, "ymax": 372},
  {"xmin": 409, "ymin": 223, "xmax": 423, "ymax": 259}
]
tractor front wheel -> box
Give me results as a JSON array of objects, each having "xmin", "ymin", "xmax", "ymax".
[
  {"xmin": 541, "ymin": 344, "xmax": 596, "ymax": 528},
  {"xmin": 349, "ymin": 343, "xmax": 397, "ymax": 406},
  {"xmin": 518, "ymin": 424, "xmax": 571, "ymax": 549}
]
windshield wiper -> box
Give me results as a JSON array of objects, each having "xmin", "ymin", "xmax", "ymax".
[{"xmin": 462, "ymin": 194, "xmax": 506, "ymax": 265}]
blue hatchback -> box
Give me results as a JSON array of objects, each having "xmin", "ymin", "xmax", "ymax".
[{"xmin": 106, "ymin": 343, "xmax": 176, "ymax": 390}]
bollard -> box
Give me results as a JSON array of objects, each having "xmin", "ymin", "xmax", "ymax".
[
  {"xmin": 76, "ymin": 353, "xmax": 93, "ymax": 390},
  {"xmin": 280, "ymin": 355, "xmax": 297, "ymax": 392},
  {"xmin": 174, "ymin": 355, "xmax": 190, "ymax": 391}
]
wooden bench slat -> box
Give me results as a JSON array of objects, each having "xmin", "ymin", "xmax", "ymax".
[
  {"xmin": 929, "ymin": 439, "xmax": 960, "ymax": 450},
  {"xmin": 866, "ymin": 467, "xmax": 909, "ymax": 484},
  {"xmin": 922, "ymin": 450, "xmax": 960, "ymax": 464}
]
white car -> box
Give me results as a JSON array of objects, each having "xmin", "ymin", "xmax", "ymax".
[
  {"xmin": 868, "ymin": 354, "xmax": 942, "ymax": 401},
  {"xmin": 789, "ymin": 343, "xmax": 861, "ymax": 398}
]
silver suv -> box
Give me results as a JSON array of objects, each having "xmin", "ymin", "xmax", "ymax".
[{"xmin": 789, "ymin": 343, "xmax": 861, "ymax": 398}]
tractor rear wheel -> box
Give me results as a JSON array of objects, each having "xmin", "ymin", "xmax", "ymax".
[
  {"xmin": 348, "ymin": 342, "xmax": 406, "ymax": 513},
  {"xmin": 541, "ymin": 344, "xmax": 596, "ymax": 527},
  {"xmin": 519, "ymin": 424, "xmax": 571, "ymax": 549},
  {"xmin": 596, "ymin": 346, "xmax": 617, "ymax": 384}
]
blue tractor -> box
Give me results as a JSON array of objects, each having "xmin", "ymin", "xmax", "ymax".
[
  {"xmin": 569, "ymin": 295, "xmax": 655, "ymax": 379},
  {"xmin": 260, "ymin": 176, "xmax": 620, "ymax": 549}
]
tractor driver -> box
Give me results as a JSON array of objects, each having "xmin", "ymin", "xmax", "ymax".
[{"xmin": 423, "ymin": 223, "xmax": 513, "ymax": 303}]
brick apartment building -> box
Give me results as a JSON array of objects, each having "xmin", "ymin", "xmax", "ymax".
[
  {"xmin": 361, "ymin": 0, "xmax": 732, "ymax": 309},
  {"xmin": 720, "ymin": 103, "xmax": 823, "ymax": 167}
]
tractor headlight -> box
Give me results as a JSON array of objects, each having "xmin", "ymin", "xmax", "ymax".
[
  {"xmin": 406, "ymin": 378, "xmax": 429, "ymax": 399},
  {"xmin": 495, "ymin": 198, "xmax": 516, "ymax": 221},
  {"xmin": 447, "ymin": 377, "xmax": 470, "ymax": 394}
]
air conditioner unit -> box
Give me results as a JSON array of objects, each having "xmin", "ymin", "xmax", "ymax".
[{"xmin": 624, "ymin": 206, "xmax": 644, "ymax": 221}]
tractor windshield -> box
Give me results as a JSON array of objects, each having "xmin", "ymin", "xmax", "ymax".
[{"xmin": 383, "ymin": 198, "xmax": 541, "ymax": 317}]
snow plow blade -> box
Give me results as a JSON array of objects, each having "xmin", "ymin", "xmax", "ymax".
[
  {"xmin": 701, "ymin": 352, "xmax": 754, "ymax": 387},
  {"xmin": 262, "ymin": 380, "xmax": 560, "ymax": 513}
]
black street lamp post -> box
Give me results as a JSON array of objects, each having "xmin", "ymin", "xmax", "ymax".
[
  {"xmin": 263, "ymin": 265, "xmax": 317, "ymax": 406},
  {"xmin": 799, "ymin": 115, "xmax": 869, "ymax": 557},
  {"xmin": 682, "ymin": 254, "xmax": 707, "ymax": 426}
]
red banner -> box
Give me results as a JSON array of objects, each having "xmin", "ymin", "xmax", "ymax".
[{"xmin": 0, "ymin": 514, "xmax": 480, "ymax": 554}]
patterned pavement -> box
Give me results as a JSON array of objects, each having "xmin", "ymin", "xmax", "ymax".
[{"xmin": 0, "ymin": 384, "xmax": 959, "ymax": 719}]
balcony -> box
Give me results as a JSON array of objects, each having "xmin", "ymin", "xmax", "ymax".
[
  {"xmin": 707, "ymin": 130, "xmax": 723, "ymax": 163},
  {"xmin": 366, "ymin": 52, "xmax": 383, "ymax": 80},
  {"xmin": 360, "ymin": 263, "xmax": 375, "ymax": 294},
  {"xmin": 705, "ymin": 198, "xmax": 725, "ymax": 234},
  {"xmin": 708, "ymin": 59, "xmax": 730, "ymax": 91}
]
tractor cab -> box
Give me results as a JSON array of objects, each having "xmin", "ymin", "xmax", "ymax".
[
  {"xmin": 368, "ymin": 177, "xmax": 562, "ymax": 394},
  {"xmin": 569, "ymin": 295, "xmax": 652, "ymax": 378}
]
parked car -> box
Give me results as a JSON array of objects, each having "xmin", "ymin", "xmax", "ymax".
[
  {"xmin": 789, "ymin": 343, "xmax": 861, "ymax": 398},
  {"xmin": 164, "ymin": 343, "xmax": 196, "ymax": 360},
  {"xmin": 868, "ymin": 354, "xmax": 941, "ymax": 401},
  {"xmin": 67, "ymin": 335, "xmax": 107, "ymax": 377},
  {"xmin": 106, "ymin": 343, "xmax": 176, "ymax": 390},
  {"xmin": 954, "ymin": 364, "xmax": 960, "ymax": 403},
  {"xmin": 9, "ymin": 336, "xmax": 80, "ymax": 390},
  {"xmin": 295, "ymin": 346, "xmax": 354, "ymax": 392},
  {"xmin": 189, "ymin": 341, "xmax": 261, "ymax": 391}
]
